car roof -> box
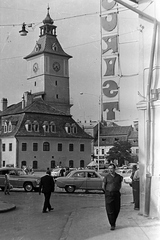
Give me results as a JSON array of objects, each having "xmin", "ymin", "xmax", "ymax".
[
  {"xmin": 70, "ymin": 169, "xmax": 97, "ymax": 173},
  {"xmin": 0, "ymin": 167, "xmax": 22, "ymax": 171}
]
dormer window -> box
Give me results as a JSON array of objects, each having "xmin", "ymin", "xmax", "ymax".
[
  {"xmin": 33, "ymin": 121, "xmax": 39, "ymax": 132},
  {"xmin": 4, "ymin": 122, "xmax": 7, "ymax": 133},
  {"xmin": 65, "ymin": 123, "xmax": 71, "ymax": 134},
  {"xmin": 43, "ymin": 121, "xmax": 49, "ymax": 132},
  {"xmin": 50, "ymin": 121, "xmax": 56, "ymax": 133},
  {"xmin": 72, "ymin": 123, "xmax": 77, "ymax": 134},
  {"xmin": 25, "ymin": 120, "xmax": 32, "ymax": 132},
  {"xmin": 8, "ymin": 121, "xmax": 12, "ymax": 132}
]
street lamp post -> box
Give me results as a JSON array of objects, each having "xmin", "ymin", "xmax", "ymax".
[{"xmin": 80, "ymin": 92, "xmax": 101, "ymax": 172}]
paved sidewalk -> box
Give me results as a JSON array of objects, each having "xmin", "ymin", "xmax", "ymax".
[
  {"xmin": 61, "ymin": 195, "xmax": 160, "ymax": 240},
  {"xmin": 0, "ymin": 200, "xmax": 16, "ymax": 213}
]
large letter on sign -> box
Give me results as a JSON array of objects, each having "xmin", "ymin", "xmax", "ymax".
[
  {"xmin": 103, "ymin": 80, "xmax": 118, "ymax": 98},
  {"xmin": 101, "ymin": 13, "xmax": 117, "ymax": 32},
  {"xmin": 103, "ymin": 35, "xmax": 118, "ymax": 54},
  {"xmin": 104, "ymin": 58, "xmax": 116, "ymax": 76},
  {"xmin": 103, "ymin": 102, "xmax": 119, "ymax": 120},
  {"xmin": 102, "ymin": 0, "xmax": 116, "ymax": 11}
]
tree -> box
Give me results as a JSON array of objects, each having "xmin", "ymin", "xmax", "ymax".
[{"xmin": 107, "ymin": 141, "xmax": 132, "ymax": 166}]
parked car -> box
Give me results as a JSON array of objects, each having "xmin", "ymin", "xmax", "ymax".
[
  {"xmin": 55, "ymin": 169, "xmax": 104, "ymax": 193},
  {"xmin": 99, "ymin": 169, "xmax": 109, "ymax": 177},
  {"xmin": 0, "ymin": 167, "xmax": 40, "ymax": 192}
]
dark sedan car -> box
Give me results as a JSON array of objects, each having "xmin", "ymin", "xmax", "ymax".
[{"xmin": 55, "ymin": 169, "xmax": 104, "ymax": 193}]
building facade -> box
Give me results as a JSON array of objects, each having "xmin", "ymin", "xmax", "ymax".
[{"xmin": 0, "ymin": 8, "xmax": 92, "ymax": 170}]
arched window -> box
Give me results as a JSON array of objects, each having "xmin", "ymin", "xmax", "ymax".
[
  {"xmin": 65, "ymin": 123, "xmax": 71, "ymax": 134},
  {"xmin": 43, "ymin": 121, "xmax": 49, "ymax": 132},
  {"xmin": 33, "ymin": 121, "xmax": 39, "ymax": 132},
  {"xmin": 43, "ymin": 142, "xmax": 50, "ymax": 151},
  {"xmin": 51, "ymin": 160, "xmax": 55, "ymax": 169},
  {"xmin": 8, "ymin": 121, "xmax": 12, "ymax": 132},
  {"xmin": 25, "ymin": 120, "xmax": 32, "ymax": 132},
  {"xmin": 72, "ymin": 123, "xmax": 77, "ymax": 134},
  {"xmin": 50, "ymin": 121, "xmax": 56, "ymax": 133},
  {"xmin": 33, "ymin": 161, "xmax": 38, "ymax": 169},
  {"xmin": 69, "ymin": 160, "xmax": 74, "ymax": 168},
  {"xmin": 80, "ymin": 160, "xmax": 84, "ymax": 168}
]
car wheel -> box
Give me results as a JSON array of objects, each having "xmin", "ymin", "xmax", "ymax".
[
  {"xmin": 65, "ymin": 185, "xmax": 75, "ymax": 193},
  {"xmin": 24, "ymin": 182, "xmax": 33, "ymax": 192}
]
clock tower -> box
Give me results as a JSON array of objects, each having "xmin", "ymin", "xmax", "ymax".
[{"xmin": 24, "ymin": 7, "xmax": 72, "ymax": 114}]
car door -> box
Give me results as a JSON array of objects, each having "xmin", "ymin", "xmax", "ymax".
[
  {"xmin": 71, "ymin": 171, "xmax": 87, "ymax": 189},
  {"xmin": 8, "ymin": 170, "xmax": 23, "ymax": 188},
  {"xmin": 86, "ymin": 171, "xmax": 103, "ymax": 190}
]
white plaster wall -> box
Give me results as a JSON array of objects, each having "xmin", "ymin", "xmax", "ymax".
[{"xmin": 1, "ymin": 137, "xmax": 17, "ymax": 167}]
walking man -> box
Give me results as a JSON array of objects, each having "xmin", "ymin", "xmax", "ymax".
[
  {"xmin": 39, "ymin": 170, "xmax": 55, "ymax": 213},
  {"xmin": 103, "ymin": 163, "xmax": 123, "ymax": 230}
]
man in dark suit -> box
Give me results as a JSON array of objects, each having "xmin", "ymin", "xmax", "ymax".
[{"xmin": 39, "ymin": 170, "xmax": 55, "ymax": 213}]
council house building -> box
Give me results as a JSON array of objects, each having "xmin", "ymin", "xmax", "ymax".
[{"xmin": 0, "ymin": 8, "xmax": 92, "ymax": 170}]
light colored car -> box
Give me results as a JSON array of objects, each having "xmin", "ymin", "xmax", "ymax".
[
  {"xmin": 0, "ymin": 167, "xmax": 40, "ymax": 192},
  {"xmin": 55, "ymin": 169, "xmax": 104, "ymax": 193},
  {"xmin": 51, "ymin": 168, "xmax": 65, "ymax": 178}
]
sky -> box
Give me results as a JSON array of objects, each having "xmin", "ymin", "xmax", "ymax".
[{"xmin": 0, "ymin": 0, "xmax": 152, "ymax": 126}]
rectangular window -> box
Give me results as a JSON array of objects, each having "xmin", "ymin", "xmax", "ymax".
[
  {"xmin": 22, "ymin": 143, "xmax": 27, "ymax": 151},
  {"xmin": 2, "ymin": 144, "xmax": 5, "ymax": 152},
  {"xmin": 102, "ymin": 149, "xmax": 104, "ymax": 154},
  {"xmin": 80, "ymin": 144, "xmax": 84, "ymax": 152},
  {"xmin": 58, "ymin": 143, "xmax": 62, "ymax": 151},
  {"xmin": 33, "ymin": 143, "xmax": 38, "ymax": 151},
  {"xmin": 3, "ymin": 161, "xmax": 5, "ymax": 167},
  {"xmin": 69, "ymin": 144, "xmax": 74, "ymax": 152},
  {"xmin": 9, "ymin": 143, "xmax": 12, "ymax": 151}
]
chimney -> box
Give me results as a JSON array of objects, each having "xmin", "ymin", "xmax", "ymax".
[
  {"xmin": 1, "ymin": 98, "xmax": 8, "ymax": 111},
  {"xmin": 23, "ymin": 91, "xmax": 32, "ymax": 107}
]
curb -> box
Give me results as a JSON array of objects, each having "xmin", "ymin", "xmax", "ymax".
[{"xmin": 0, "ymin": 201, "xmax": 16, "ymax": 213}]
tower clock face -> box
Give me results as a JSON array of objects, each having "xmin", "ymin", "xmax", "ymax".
[
  {"xmin": 33, "ymin": 63, "xmax": 38, "ymax": 72},
  {"xmin": 53, "ymin": 62, "xmax": 60, "ymax": 72}
]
